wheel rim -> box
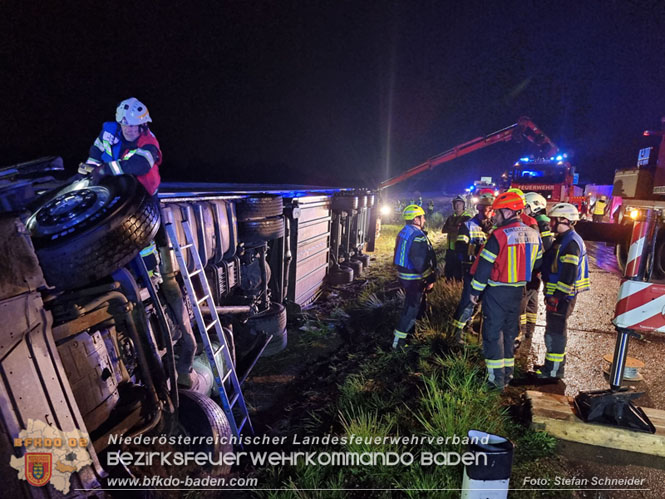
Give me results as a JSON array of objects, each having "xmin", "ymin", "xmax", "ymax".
[{"xmin": 30, "ymin": 186, "xmax": 111, "ymax": 236}]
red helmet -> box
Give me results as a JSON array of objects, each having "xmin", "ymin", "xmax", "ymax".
[{"xmin": 492, "ymin": 191, "xmax": 524, "ymax": 211}]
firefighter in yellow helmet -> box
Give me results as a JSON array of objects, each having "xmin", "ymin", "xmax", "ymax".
[{"xmin": 392, "ymin": 204, "xmax": 438, "ymax": 349}]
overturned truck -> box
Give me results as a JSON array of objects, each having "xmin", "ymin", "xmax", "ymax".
[{"xmin": 0, "ymin": 157, "xmax": 376, "ymax": 496}]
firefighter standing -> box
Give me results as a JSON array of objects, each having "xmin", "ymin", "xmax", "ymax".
[
  {"xmin": 82, "ymin": 98, "xmax": 199, "ymax": 389},
  {"xmin": 469, "ymin": 191, "xmax": 542, "ymax": 389},
  {"xmin": 517, "ymin": 192, "xmax": 554, "ymax": 351},
  {"xmin": 591, "ymin": 195, "xmax": 608, "ymax": 222},
  {"xmin": 442, "ymin": 196, "xmax": 472, "ymax": 280},
  {"xmin": 508, "ymin": 188, "xmax": 541, "ymax": 339},
  {"xmin": 450, "ymin": 194, "xmax": 494, "ymax": 344},
  {"xmin": 535, "ymin": 203, "xmax": 590, "ymax": 380},
  {"xmin": 392, "ymin": 205, "xmax": 437, "ymax": 349}
]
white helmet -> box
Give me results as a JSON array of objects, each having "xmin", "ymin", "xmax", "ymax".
[
  {"xmin": 548, "ymin": 202, "xmax": 580, "ymax": 222},
  {"xmin": 116, "ymin": 97, "xmax": 152, "ymax": 125},
  {"xmin": 524, "ymin": 192, "xmax": 547, "ymax": 214}
]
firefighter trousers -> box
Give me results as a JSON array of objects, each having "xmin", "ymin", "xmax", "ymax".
[
  {"xmin": 524, "ymin": 287, "xmax": 540, "ymax": 337},
  {"xmin": 444, "ymin": 250, "xmax": 463, "ymax": 281},
  {"xmin": 452, "ymin": 273, "xmax": 476, "ymax": 341},
  {"xmin": 393, "ymin": 279, "xmax": 427, "ymax": 348},
  {"xmin": 542, "ymin": 296, "xmax": 577, "ymax": 378},
  {"xmin": 481, "ymin": 285, "xmax": 524, "ymax": 388}
]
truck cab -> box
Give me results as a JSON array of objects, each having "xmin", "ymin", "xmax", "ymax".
[{"xmin": 509, "ymin": 155, "xmax": 580, "ymax": 206}]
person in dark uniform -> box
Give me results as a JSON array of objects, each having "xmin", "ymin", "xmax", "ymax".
[
  {"xmin": 516, "ymin": 192, "xmax": 554, "ymax": 351},
  {"xmin": 442, "ymin": 196, "xmax": 472, "ymax": 281},
  {"xmin": 392, "ymin": 204, "xmax": 438, "ymax": 349},
  {"xmin": 469, "ymin": 191, "xmax": 542, "ymax": 389},
  {"xmin": 535, "ymin": 203, "xmax": 590, "ymax": 380},
  {"xmin": 450, "ymin": 194, "xmax": 494, "ymax": 344}
]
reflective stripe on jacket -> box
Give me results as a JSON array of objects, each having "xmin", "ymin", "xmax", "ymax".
[
  {"xmin": 470, "ymin": 220, "xmax": 542, "ymax": 292},
  {"xmin": 394, "ymin": 224, "xmax": 435, "ymax": 281},
  {"xmin": 543, "ymin": 229, "xmax": 590, "ymax": 297},
  {"xmin": 593, "ymin": 200, "xmax": 607, "ymax": 215},
  {"xmin": 88, "ymin": 122, "xmax": 162, "ymax": 195}
]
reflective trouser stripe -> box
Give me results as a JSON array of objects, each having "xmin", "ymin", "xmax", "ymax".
[{"xmin": 520, "ymin": 314, "xmax": 527, "ymax": 325}]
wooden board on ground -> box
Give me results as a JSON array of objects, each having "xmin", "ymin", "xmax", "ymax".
[{"xmin": 527, "ymin": 390, "xmax": 665, "ymax": 458}]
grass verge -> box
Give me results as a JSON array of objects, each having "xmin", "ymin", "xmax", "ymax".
[{"xmin": 254, "ymin": 224, "xmax": 570, "ymax": 498}]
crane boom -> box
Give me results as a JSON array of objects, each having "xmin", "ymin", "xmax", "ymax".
[{"xmin": 378, "ymin": 116, "xmax": 558, "ymax": 190}]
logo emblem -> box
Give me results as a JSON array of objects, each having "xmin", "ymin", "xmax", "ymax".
[{"xmin": 25, "ymin": 453, "xmax": 51, "ymax": 487}]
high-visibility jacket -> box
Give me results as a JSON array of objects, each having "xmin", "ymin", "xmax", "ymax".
[
  {"xmin": 442, "ymin": 211, "xmax": 472, "ymax": 249},
  {"xmin": 593, "ymin": 200, "xmax": 607, "ymax": 215},
  {"xmin": 535, "ymin": 213, "xmax": 554, "ymax": 252},
  {"xmin": 394, "ymin": 224, "xmax": 436, "ymax": 281},
  {"xmin": 86, "ymin": 122, "xmax": 162, "ymax": 195},
  {"xmin": 456, "ymin": 215, "xmax": 489, "ymax": 265},
  {"xmin": 543, "ymin": 229, "xmax": 590, "ymax": 298},
  {"xmin": 470, "ymin": 219, "xmax": 542, "ymax": 293}
]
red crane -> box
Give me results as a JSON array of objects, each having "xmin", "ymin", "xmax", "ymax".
[{"xmin": 378, "ymin": 116, "xmax": 559, "ymax": 190}]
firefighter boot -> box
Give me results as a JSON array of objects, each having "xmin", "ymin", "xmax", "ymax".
[
  {"xmin": 452, "ymin": 327, "xmax": 465, "ymax": 346},
  {"xmin": 392, "ymin": 330, "xmax": 408, "ymax": 350}
]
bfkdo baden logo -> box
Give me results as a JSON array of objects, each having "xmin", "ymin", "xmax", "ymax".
[
  {"xmin": 25, "ymin": 453, "xmax": 52, "ymax": 487},
  {"xmin": 10, "ymin": 419, "xmax": 92, "ymax": 494}
]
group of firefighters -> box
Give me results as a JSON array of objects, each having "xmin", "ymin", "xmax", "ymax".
[{"xmin": 392, "ymin": 188, "xmax": 590, "ymax": 391}]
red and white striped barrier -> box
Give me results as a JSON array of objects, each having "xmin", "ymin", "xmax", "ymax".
[{"xmin": 613, "ymin": 280, "xmax": 665, "ymax": 332}]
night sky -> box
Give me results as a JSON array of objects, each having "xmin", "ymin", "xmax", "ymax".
[{"xmin": 3, "ymin": 1, "xmax": 665, "ymax": 192}]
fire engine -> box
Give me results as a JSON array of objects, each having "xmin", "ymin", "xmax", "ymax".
[{"xmin": 509, "ymin": 155, "xmax": 584, "ymax": 206}]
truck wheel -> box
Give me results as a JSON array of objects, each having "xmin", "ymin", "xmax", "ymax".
[
  {"xmin": 344, "ymin": 259, "xmax": 363, "ymax": 276},
  {"xmin": 27, "ymin": 175, "xmax": 160, "ymax": 289},
  {"xmin": 236, "ymin": 195, "xmax": 283, "ymax": 221},
  {"xmin": 178, "ymin": 389, "xmax": 233, "ymax": 475},
  {"xmin": 329, "ymin": 265, "xmax": 354, "ymax": 285},
  {"xmin": 247, "ymin": 303, "xmax": 287, "ymax": 356},
  {"xmin": 239, "ymin": 216, "xmax": 285, "ymax": 245}
]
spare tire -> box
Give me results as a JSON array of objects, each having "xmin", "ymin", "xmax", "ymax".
[
  {"xmin": 236, "ymin": 195, "xmax": 283, "ymax": 221},
  {"xmin": 27, "ymin": 175, "xmax": 160, "ymax": 289},
  {"xmin": 239, "ymin": 216, "xmax": 285, "ymax": 245},
  {"xmin": 177, "ymin": 390, "xmax": 234, "ymax": 475},
  {"xmin": 247, "ymin": 303, "xmax": 288, "ymax": 356},
  {"xmin": 329, "ymin": 265, "xmax": 354, "ymax": 285}
]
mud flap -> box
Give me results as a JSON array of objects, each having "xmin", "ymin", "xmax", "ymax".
[{"xmin": 573, "ymin": 389, "xmax": 656, "ymax": 433}]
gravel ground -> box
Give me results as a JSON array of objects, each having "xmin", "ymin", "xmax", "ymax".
[
  {"xmin": 528, "ymin": 242, "xmax": 665, "ymax": 410},
  {"xmin": 526, "ymin": 241, "xmax": 665, "ymax": 497}
]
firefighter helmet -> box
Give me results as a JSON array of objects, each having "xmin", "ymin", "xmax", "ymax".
[
  {"xmin": 451, "ymin": 195, "xmax": 466, "ymax": 208},
  {"xmin": 507, "ymin": 187, "xmax": 526, "ymax": 203},
  {"xmin": 403, "ymin": 204, "xmax": 426, "ymax": 220},
  {"xmin": 524, "ymin": 192, "xmax": 547, "ymax": 213},
  {"xmin": 116, "ymin": 97, "xmax": 152, "ymax": 125},
  {"xmin": 477, "ymin": 193, "xmax": 494, "ymax": 206},
  {"xmin": 548, "ymin": 202, "xmax": 580, "ymax": 222},
  {"xmin": 492, "ymin": 191, "xmax": 524, "ymax": 211}
]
